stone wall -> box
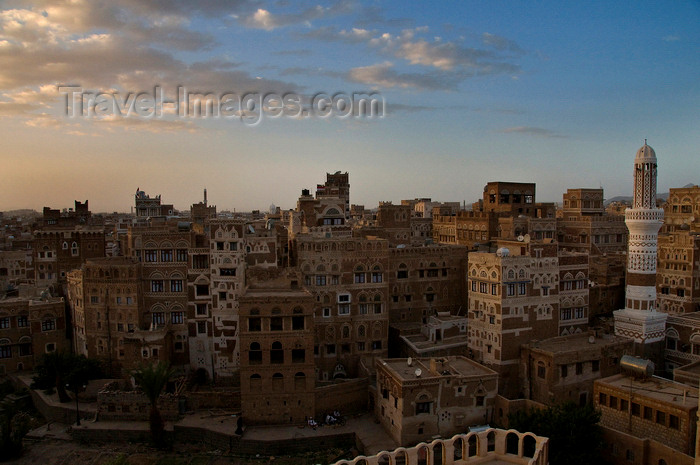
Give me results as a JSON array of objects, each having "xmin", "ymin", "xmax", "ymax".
[
  {"xmin": 601, "ymin": 425, "xmax": 694, "ymax": 465},
  {"xmin": 186, "ymin": 390, "xmax": 240, "ymax": 411},
  {"xmin": 97, "ymin": 390, "xmax": 180, "ymax": 421},
  {"xmin": 493, "ymin": 396, "xmax": 547, "ymax": 428},
  {"xmin": 315, "ymin": 378, "xmax": 369, "ymax": 416}
]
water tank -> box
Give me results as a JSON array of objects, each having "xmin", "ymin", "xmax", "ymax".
[{"xmin": 620, "ymin": 355, "xmax": 654, "ymax": 378}]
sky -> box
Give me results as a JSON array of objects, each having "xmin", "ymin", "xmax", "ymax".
[{"xmin": 0, "ymin": 0, "xmax": 698, "ymax": 213}]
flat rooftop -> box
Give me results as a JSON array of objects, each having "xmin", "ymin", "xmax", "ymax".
[
  {"xmin": 597, "ymin": 373, "xmax": 698, "ymax": 411},
  {"xmin": 380, "ymin": 356, "xmax": 496, "ymax": 381},
  {"xmin": 524, "ymin": 332, "xmax": 630, "ymax": 354}
]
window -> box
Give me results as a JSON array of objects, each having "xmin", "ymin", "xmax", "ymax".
[
  {"xmin": 326, "ymin": 344, "xmax": 336, "ymax": 355},
  {"xmin": 416, "ymin": 401, "xmax": 432, "ymax": 415},
  {"xmin": 479, "ymin": 282, "xmax": 488, "ymax": 293},
  {"xmin": 91, "ymin": 296, "xmax": 99, "ymax": 304},
  {"xmin": 643, "ymin": 406, "xmax": 653, "ymax": 420},
  {"xmin": 371, "ymin": 272, "xmax": 382, "ymax": 283},
  {"xmin": 19, "ymin": 343, "xmax": 31, "ymax": 356},
  {"xmin": 151, "ymin": 280, "xmax": 164, "ymax": 292},
  {"xmin": 0, "ymin": 345, "xmax": 11, "ymax": 359},
  {"xmin": 161, "ymin": 250, "xmax": 173, "ymax": 262},
  {"xmin": 357, "ymin": 341, "xmax": 365, "ymax": 351},
  {"xmin": 220, "ymin": 268, "xmax": 236, "ymax": 277},
  {"xmin": 561, "ymin": 365, "xmax": 568, "ymax": 378},
  {"xmin": 631, "ymin": 403, "xmax": 640, "ymax": 416},
  {"xmin": 196, "ymin": 304, "xmax": 207, "ymax": 316},
  {"xmin": 171, "ymin": 312, "xmax": 184, "ymax": 324},
  {"xmin": 518, "ymin": 283, "xmax": 527, "ymax": 295},
  {"xmin": 116, "ymin": 297, "xmax": 122, "ymax": 305},
  {"xmin": 372, "ymin": 340, "xmax": 382, "ymax": 351},
  {"xmin": 292, "ymin": 316, "xmax": 304, "ymax": 330},
  {"xmin": 338, "ymin": 304, "xmax": 350, "ymax": 315},
  {"xmin": 576, "ymin": 362, "xmax": 583, "ymax": 375},
  {"xmin": 152, "ymin": 312, "xmax": 165, "ymax": 326},
  {"xmin": 144, "ymin": 250, "xmax": 157, "ymax": 262},
  {"xmin": 292, "ymin": 349, "xmax": 305, "ymax": 363},
  {"xmin": 176, "ymin": 249, "xmax": 188, "ymax": 262},
  {"xmin": 249, "ymin": 342, "xmax": 262, "ymax": 364},
  {"xmin": 41, "ymin": 319, "xmax": 56, "ymax": 331},
  {"xmin": 248, "ymin": 317, "xmax": 261, "ymax": 332},
  {"xmin": 475, "ymin": 395, "xmax": 485, "ymax": 407},
  {"xmin": 16, "ymin": 316, "xmax": 28, "ymax": 328},
  {"xmin": 609, "ymin": 396, "xmax": 618, "ymax": 409},
  {"xmin": 316, "ymin": 275, "xmax": 326, "ymax": 286},
  {"xmin": 599, "ymin": 393, "xmax": 607, "ymax": 405},
  {"xmin": 126, "ymin": 297, "xmax": 133, "ymax": 305},
  {"xmin": 354, "ymin": 273, "xmax": 365, "ymax": 283},
  {"xmin": 656, "ymin": 411, "xmax": 666, "ymax": 425},
  {"xmin": 322, "ymin": 308, "xmax": 331, "ymax": 318},
  {"xmin": 0, "ymin": 318, "xmax": 9, "ymax": 329},
  {"xmin": 170, "ymin": 280, "xmax": 183, "ymax": 292},
  {"xmin": 196, "ymin": 284, "xmax": 209, "ymax": 296},
  {"xmin": 489, "ymin": 315, "xmax": 495, "ymax": 324},
  {"xmin": 669, "ymin": 414, "xmax": 679, "ymax": 429},
  {"xmin": 491, "ymin": 284, "xmax": 498, "ymax": 295},
  {"xmin": 197, "ymin": 321, "xmax": 206, "ymax": 334},
  {"xmin": 397, "ymin": 270, "xmax": 408, "ymax": 279},
  {"xmin": 620, "ymin": 399, "xmax": 628, "ymax": 412},
  {"xmin": 542, "ymin": 287, "xmax": 549, "ymax": 296},
  {"xmin": 270, "ymin": 317, "xmax": 283, "ymax": 331},
  {"xmin": 271, "ymin": 341, "xmax": 284, "ymax": 363},
  {"xmin": 218, "ymin": 291, "xmax": 227, "ymax": 301},
  {"xmin": 592, "ymin": 360, "xmax": 600, "ymax": 372},
  {"xmin": 507, "ymin": 284, "xmax": 516, "ymax": 296},
  {"xmin": 537, "ymin": 362, "xmax": 545, "ymax": 379}
]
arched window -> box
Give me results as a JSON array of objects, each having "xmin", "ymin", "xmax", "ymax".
[
  {"xmin": 272, "ymin": 373, "xmax": 284, "ymax": 392},
  {"xmin": 294, "ymin": 372, "xmax": 306, "ymax": 390},
  {"xmin": 249, "ymin": 342, "xmax": 262, "ymax": 364},
  {"xmin": 271, "ymin": 341, "xmax": 284, "ymax": 364}
]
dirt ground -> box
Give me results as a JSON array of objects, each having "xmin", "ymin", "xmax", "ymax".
[{"xmin": 7, "ymin": 438, "xmax": 348, "ymax": 465}]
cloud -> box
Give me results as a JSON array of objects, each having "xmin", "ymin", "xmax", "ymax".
[
  {"xmin": 235, "ymin": 3, "xmax": 351, "ymax": 31},
  {"xmin": 662, "ymin": 35, "xmax": 681, "ymax": 42},
  {"xmin": 499, "ymin": 126, "xmax": 567, "ymax": 138},
  {"xmin": 271, "ymin": 49, "xmax": 313, "ymax": 57},
  {"xmin": 347, "ymin": 62, "xmax": 457, "ymax": 90},
  {"xmin": 0, "ymin": 1, "xmax": 300, "ymax": 131},
  {"xmin": 300, "ymin": 25, "xmax": 523, "ymax": 77}
]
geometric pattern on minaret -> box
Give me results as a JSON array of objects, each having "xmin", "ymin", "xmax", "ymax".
[{"xmin": 614, "ymin": 142, "xmax": 667, "ymax": 344}]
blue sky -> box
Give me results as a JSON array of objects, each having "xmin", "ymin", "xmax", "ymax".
[{"xmin": 0, "ymin": 1, "xmax": 698, "ymax": 212}]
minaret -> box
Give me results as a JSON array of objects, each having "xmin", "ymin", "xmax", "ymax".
[{"xmin": 614, "ymin": 142, "xmax": 667, "ymax": 361}]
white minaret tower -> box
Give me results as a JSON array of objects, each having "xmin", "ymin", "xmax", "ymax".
[{"xmin": 614, "ymin": 142, "xmax": 667, "ymax": 355}]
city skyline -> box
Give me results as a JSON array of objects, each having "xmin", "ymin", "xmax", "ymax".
[{"xmin": 1, "ymin": 1, "xmax": 698, "ymax": 213}]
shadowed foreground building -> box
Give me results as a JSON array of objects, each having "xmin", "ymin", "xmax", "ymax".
[
  {"xmin": 375, "ymin": 356, "xmax": 498, "ymax": 445},
  {"xmin": 332, "ymin": 428, "xmax": 549, "ymax": 465},
  {"xmin": 239, "ymin": 268, "xmax": 315, "ymax": 425}
]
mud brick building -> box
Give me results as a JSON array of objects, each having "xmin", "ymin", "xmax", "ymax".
[
  {"xmin": 0, "ymin": 293, "xmax": 69, "ymax": 374},
  {"xmin": 520, "ymin": 331, "xmax": 631, "ymax": 406},
  {"xmin": 595, "ymin": 372, "xmax": 697, "ymax": 460},
  {"xmin": 239, "ymin": 268, "xmax": 315, "ymax": 425},
  {"xmin": 375, "ymin": 356, "xmax": 498, "ymax": 445}
]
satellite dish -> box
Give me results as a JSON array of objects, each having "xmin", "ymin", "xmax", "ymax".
[
  {"xmin": 414, "ymin": 368, "xmax": 422, "ymax": 377},
  {"xmin": 517, "ymin": 235, "xmax": 524, "ymax": 242},
  {"xmin": 523, "ymin": 234, "xmax": 531, "ymax": 243},
  {"xmin": 588, "ymin": 336, "xmax": 595, "ymax": 344},
  {"xmin": 407, "ymin": 357, "xmax": 413, "ymax": 366}
]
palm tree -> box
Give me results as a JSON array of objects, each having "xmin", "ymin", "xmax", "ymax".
[{"xmin": 132, "ymin": 361, "xmax": 174, "ymax": 447}]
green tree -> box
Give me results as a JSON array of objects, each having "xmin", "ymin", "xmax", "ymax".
[
  {"xmin": 508, "ymin": 402, "xmax": 604, "ymax": 465},
  {"xmin": 0, "ymin": 406, "xmax": 34, "ymax": 461},
  {"xmin": 31, "ymin": 351, "xmax": 103, "ymax": 403},
  {"xmin": 132, "ymin": 361, "xmax": 174, "ymax": 448}
]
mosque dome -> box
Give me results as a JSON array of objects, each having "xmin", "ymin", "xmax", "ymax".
[{"xmin": 635, "ymin": 141, "xmax": 656, "ymax": 162}]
